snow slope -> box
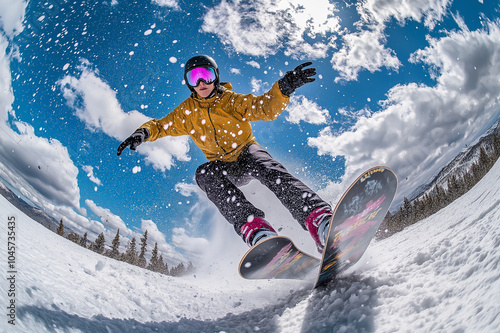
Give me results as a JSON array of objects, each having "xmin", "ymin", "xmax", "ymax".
[{"xmin": 1, "ymin": 160, "xmax": 500, "ymax": 332}]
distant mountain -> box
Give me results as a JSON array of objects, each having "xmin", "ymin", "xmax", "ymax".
[
  {"xmin": 409, "ymin": 119, "xmax": 500, "ymax": 203},
  {"xmin": 0, "ymin": 180, "xmax": 60, "ymax": 231}
]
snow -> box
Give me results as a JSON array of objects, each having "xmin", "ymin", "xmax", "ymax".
[{"xmin": 1, "ymin": 160, "xmax": 500, "ymax": 332}]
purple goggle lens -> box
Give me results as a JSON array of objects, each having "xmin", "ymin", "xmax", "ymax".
[{"xmin": 186, "ymin": 67, "xmax": 216, "ymax": 87}]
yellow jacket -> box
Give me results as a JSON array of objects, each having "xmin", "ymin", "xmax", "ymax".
[{"xmin": 139, "ymin": 81, "xmax": 290, "ymax": 162}]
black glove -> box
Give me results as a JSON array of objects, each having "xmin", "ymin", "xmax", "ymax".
[
  {"xmin": 117, "ymin": 128, "xmax": 150, "ymax": 156},
  {"xmin": 278, "ymin": 62, "xmax": 316, "ymax": 96}
]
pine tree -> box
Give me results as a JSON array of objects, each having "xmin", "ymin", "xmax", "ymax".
[
  {"xmin": 68, "ymin": 232, "xmax": 80, "ymax": 244},
  {"xmin": 80, "ymin": 232, "xmax": 88, "ymax": 248},
  {"xmin": 111, "ymin": 229, "xmax": 121, "ymax": 259},
  {"xmin": 171, "ymin": 262, "xmax": 186, "ymax": 277},
  {"xmin": 401, "ymin": 197, "xmax": 412, "ymax": 226},
  {"xmin": 138, "ymin": 230, "xmax": 148, "ymax": 268},
  {"xmin": 478, "ymin": 146, "xmax": 489, "ymax": 174},
  {"xmin": 186, "ymin": 262, "xmax": 195, "ymax": 275},
  {"xmin": 158, "ymin": 255, "xmax": 168, "ymax": 275},
  {"xmin": 93, "ymin": 232, "xmax": 106, "ymax": 254},
  {"xmin": 447, "ymin": 174, "xmax": 460, "ymax": 202},
  {"xmin": 125, "ymin": 237, "xmax": 139, "ymax": 266},
  {"xmin": 463, "ymin": 170, "xmax": 475, "ymax": 191},
  {"xmin": 57, "ymin": 219, "xmax": 65, "ymax": 236},
  {"xmin": 493, "ymin": 132, "xmax": 500, "ymax": 160},
  {"xmin": 147, "ymin": 242, "xmax": 160, "ymax": 272}
]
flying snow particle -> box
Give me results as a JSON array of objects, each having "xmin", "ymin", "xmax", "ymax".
[
  {"xmin": 63, "ymin": 63, "xmax": 70, "ymax": 71},
  {"xmin": 132, "ymin": 166, "xmax": 141, "ymax": 174},
  {"xmin": 144, "ymin": 29, "xmax": 153, "ymax": 36},
  {"xmin": 169, "ymin": 57, "xmax": 178, "ymax": 63}
]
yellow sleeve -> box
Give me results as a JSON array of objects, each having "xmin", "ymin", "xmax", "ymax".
[
  {"xmin": 229, "ymin": 81, "xmax": 290, "ymax": 121},
  {"xmin": 139, "ymin": 106, "xmax": 190, "ymax": 142}
]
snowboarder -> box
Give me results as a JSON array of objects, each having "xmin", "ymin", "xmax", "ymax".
[{"xmin": 117, "ymin": 55, "xmax": 332, "ymax": 251}]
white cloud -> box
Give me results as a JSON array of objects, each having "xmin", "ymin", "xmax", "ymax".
[
  {"xmin": 230, "ymin": 67, "xmax": 241, "ymax": 75},
  {"xmin": 151, "ymin": 0, "xmax": 179, "ymax": 10},
  {"xmin": 0, "ymin": 0, "xmax": 28, "ymax": 38},
  {"xmin": 0, "ymin": 42, "xmax": 13, "ymax": 123},
  {"xmin": 310, "ymin": 20, "xmax": 500, "ymax": 205},
  {"xmin": 85, "ymin": 199, "xmax": 130, "ymax": 234},
  {"xmin": 246, "ymin": 60, "xmax": 260, "ymax": 69},
  {"xmin": 202, "ymin": 0, "xmax": 340, "ymax": 59},
  {"xmin": 357, "ymin": 0, "xmax": 452, "ymax": 30},
  {"xmin": 331, "ymin": 0, "xmax": 452, "ymax": 82},
  {"xmin": 58, "ymin": 60, "xmax": 191, "ymax": 171},
  {"xmin": 172, "ymin": 227, "xmax": 210, "ymax": 256},
  {"xmin": 0, "ymin": 121, "xmax": 81, "ymax": 208},
  {"xmin": 250, "ymin": 77, "xmax": 263, "ymax": 93},
  {"xmin": 82, "ymin": 165, "xmax": 102, "ymax": 186},
  {"xmin": 331, "ymin": 26, "xmax": 401, "ymax": 82},
  {"xmin": 286, "ymin": 95, "xmax": 330, "ymax": 125}
]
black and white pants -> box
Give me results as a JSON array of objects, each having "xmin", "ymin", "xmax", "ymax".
[{"xmin": 195, "ymin": 144, "xmax": 329, "ymax": 238}]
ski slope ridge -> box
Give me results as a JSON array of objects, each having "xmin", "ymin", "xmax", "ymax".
[{"xmin": 1, "ymin": 160, "xmax": 499, "ymax": 332}]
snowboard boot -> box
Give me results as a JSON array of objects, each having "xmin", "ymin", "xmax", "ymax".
[
  {"xmin": 305, "ymin": 205, "xmax": 333, "ymax": 253},
  {"xmin": 241, "ymin": 217, "xmax": 277, "ymax": 247}
]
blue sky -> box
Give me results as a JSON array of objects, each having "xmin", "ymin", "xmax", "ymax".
[{"xmin": 1, "ymin": 0, "xmax": 499, "ymax": 264}]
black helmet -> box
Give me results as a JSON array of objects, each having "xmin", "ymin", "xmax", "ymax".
[{"xmin": 184, "ymin": 55, "xmax": 220, "ymax": 93}]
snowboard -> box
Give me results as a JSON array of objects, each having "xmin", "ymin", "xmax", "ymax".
[
  {"xmin": 238, "ymin": 166, "xmax": 398, "ymax": 288},
  {"xmin": 238, "ymin": 236, "xmax": 320, "ymax": 280},
  {"xmin": 315, "ymin": 166, "xmax": 398, "ymax": 287}
]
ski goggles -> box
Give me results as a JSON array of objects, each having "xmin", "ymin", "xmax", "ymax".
[{"xmin": 186, "ymin": 66, "xmax": 217, "ymax": 87}]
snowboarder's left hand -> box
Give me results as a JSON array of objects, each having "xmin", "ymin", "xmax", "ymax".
[
  {"xmin": 117, "ymin": 128, "xmax": 150, "ymax": 156},
  {"xmin": 278, "ymin": 62, "xmax": 316, "ymax": 96}
]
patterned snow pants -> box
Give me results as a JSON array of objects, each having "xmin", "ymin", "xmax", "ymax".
[{"xmin": 195, "ymin": 144, "xmax": 329, "ymax": 238}]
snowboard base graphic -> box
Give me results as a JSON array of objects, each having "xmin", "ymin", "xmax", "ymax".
[
  {"xmin": 238, "ymin": 236, "xmax": 319, "ymax": 280},
  {"xmin": 315, "ymin": 166, "xmax": 398, "ymax": 287},
  {"xmin": 238, "ymin": 166, "xmax": 398, "ymax": 289}
]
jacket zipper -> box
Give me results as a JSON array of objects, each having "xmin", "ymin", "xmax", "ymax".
[{"xmin": 207, "ymin": 104, "xmax": 227, "ymax": 155}]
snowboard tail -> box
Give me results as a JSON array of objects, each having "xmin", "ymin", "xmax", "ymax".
[{"xmin": 239, "ymin": 236, "xmax": 319, "ymax": 280}]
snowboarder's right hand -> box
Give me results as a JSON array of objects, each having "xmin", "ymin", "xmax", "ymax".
[{"xmin": 117, "ymin": 128, "xmax": 150, "ymax": 156}]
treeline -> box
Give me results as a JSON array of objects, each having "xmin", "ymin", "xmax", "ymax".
[
  {"xmin": 56, "ymin": 223, "xmax": 194, "ymax": 277},
  {"xmin": 378, "ymin": 132, "xmax": 500, "ymax": 239}
]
